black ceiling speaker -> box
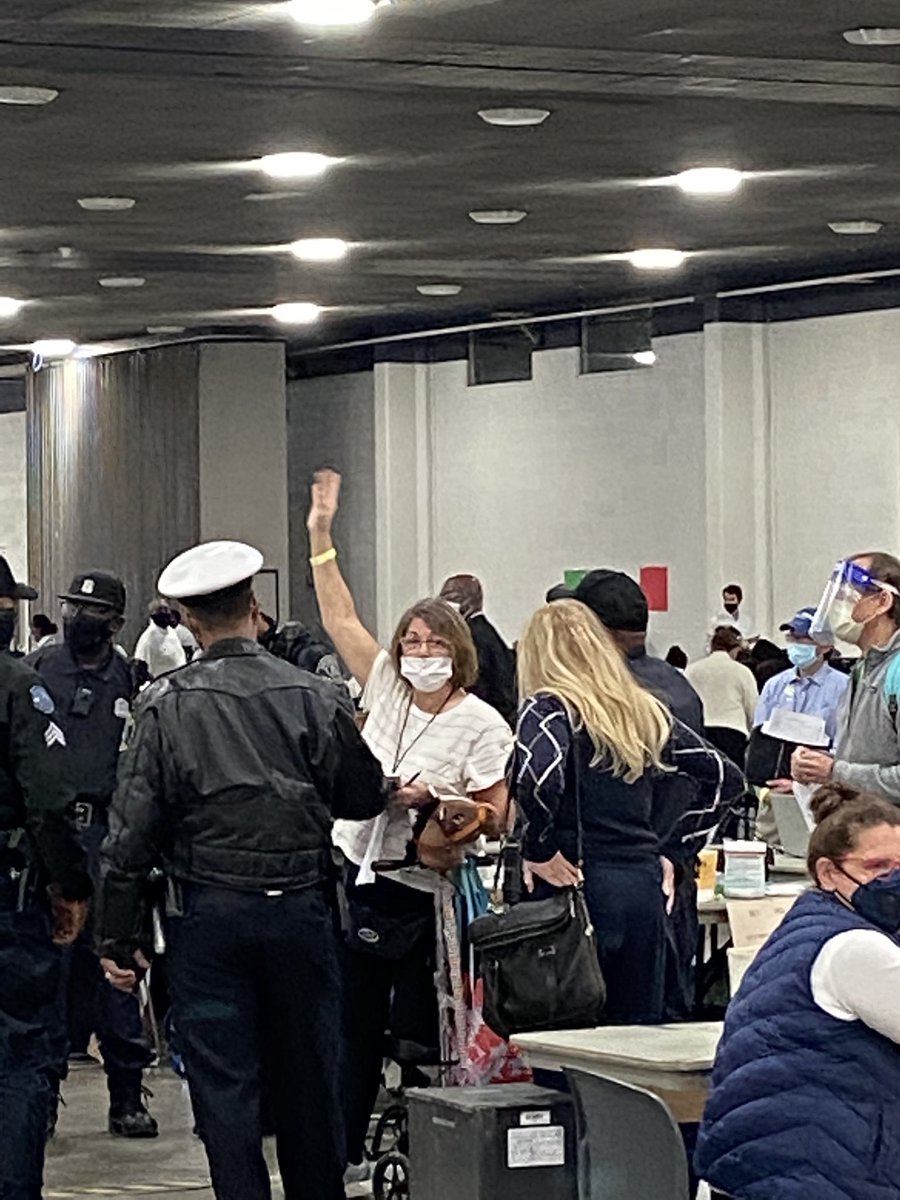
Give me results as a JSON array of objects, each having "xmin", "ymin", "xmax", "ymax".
[
  {"xmin": 468, "ymin": 326, "xmax": 538, "ymax": 386},
  {"xmin": 580, "ymin": 310, "xmax": 654, "ymax": 374}
]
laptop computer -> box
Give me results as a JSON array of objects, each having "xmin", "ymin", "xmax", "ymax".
[{"xmin": 771, "ymin": 792, "xmax": 813, "ymax": 860}]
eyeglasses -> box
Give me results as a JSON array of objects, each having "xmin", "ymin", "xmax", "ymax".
[
  {"xmin": 400, "ymin": 636, "xmax": 452, "ymax": 654},
  {"xmin": 840, "ymin": 855, "xmax": 900, "ymax": 877}
]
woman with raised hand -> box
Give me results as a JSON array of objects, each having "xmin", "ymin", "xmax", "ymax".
[{"xmin": 306, "ymin": 469, "xmax": 513, "ymax": 1182}]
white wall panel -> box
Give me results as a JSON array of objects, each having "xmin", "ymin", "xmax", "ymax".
[
  {"xmin": 429, "ymin": 338, "xmax": 709, "ymax": 654},
  {"xmin": 0, "ymin": 411, "xmax": 27, "ymax": 587},
  {"xmin": 768, "ymin": 309, "xmax": 900, "ymax": 627}
]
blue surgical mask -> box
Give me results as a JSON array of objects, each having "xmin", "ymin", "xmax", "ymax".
[
  {"xmin": 839, "ymin": 866, "xmax": 900, "ymax": 934},
  {"xmin": 787, "ymin": 643, "xmax": 818, "ymax": 670}
]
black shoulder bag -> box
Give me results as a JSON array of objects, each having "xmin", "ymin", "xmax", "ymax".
[{"xmin": 468, "ymin": 738, "xmax": 606, "ymax": 1040}]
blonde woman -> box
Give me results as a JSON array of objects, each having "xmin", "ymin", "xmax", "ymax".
[{"xmin": 513, "ymin": 601, "xmax": 743, "ymax": 1024}]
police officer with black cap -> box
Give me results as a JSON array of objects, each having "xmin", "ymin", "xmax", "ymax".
[
  {"xmin": 0, "ymin": 555, "xmax": 92, "ymax": 1197},
  {"xmin": 28, "ymin": 570, "xmax": 157, "ymax": 1137},
  {"xmin": 0, "ymin": 554, "xmax": 37, "ymax": 657},
  {"xmin": 98, "ymin": 540, "xmax": 387, "ymax": 1200}
]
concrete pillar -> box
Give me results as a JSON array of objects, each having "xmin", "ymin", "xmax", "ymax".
[
  {"xmin": 198, "ymin": 342, "xmax": 290, "ymax": 619},
  {"xmin": 703, "ymin": 322, "xmax": 774, "ymax": 641},
  {"xmin": 373, "ymin": 360, "xmax": 434, "ymax": 642}
]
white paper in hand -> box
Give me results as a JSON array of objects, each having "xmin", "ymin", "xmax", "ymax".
[
  {"xmin": 762, "ymin": 707, "xmax": 829, "ymax": 748},
  {"xmin": 793, "ymin": 783, "xmax": 818, "ymax": 830}
]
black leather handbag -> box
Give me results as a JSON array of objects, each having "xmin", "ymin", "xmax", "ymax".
[
  {"xmin": 469, "ymin": 885, "xmax": 606, "ymax": 1039},
  {"xmin": 468, "ymin": 748, "xmax": 606, "ymax": 1039}
]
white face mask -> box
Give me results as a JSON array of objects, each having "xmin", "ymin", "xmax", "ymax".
[
  {"xmin": 830, "ymin": 598, "xmax": 866, "ymax": 646},
  {"xmin": 401, "ymin": 655, "xmax": 453, "ymax": 694}
]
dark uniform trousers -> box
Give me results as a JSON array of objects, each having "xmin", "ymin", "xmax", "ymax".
[
  {"xmin": 49, "ymin": 814, "xmax": 150, "ymax": 1094},
  {"xmin": 0, "ymin": 877, "xmax": 62, "ymax": 1200},
  {"xmin": 166, "ymin": 881, "xmax": 345, "ymax": 1200}
]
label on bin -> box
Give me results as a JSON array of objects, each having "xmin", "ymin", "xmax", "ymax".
[
  {"xmin": 507, "ymin": 1125, "xmax": 566, "ymax": 1169},
  {"xmin": 520, "ymin": 1111, "xmax": 551, "ymax": 1127}
]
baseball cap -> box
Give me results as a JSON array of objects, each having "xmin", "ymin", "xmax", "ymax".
[
  {"xmin": 0, "ymin": 556, "xmax": 37, "ymax": 602},
  {"xmin": 574, "ymin": 569, "xmax": 649, "ymax": 633},
  {"xmin": 59, "ymin": 571, "xmax": 126, "ymax": 614},
  {"xmin": 158, "ymin": 541, "xmax": 263, "ymax": 601},
  {"xmin": 779, "ymin": 606, "xmax": 818, "ymax": 638}
]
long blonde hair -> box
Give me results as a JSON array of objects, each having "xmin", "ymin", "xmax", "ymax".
[{"xmin": 518, "ymin": 601, "xmax": 671, "ymax": 783}]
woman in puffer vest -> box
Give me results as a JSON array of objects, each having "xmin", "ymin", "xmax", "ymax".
[{"xmin": 696, "ymin": 782, "xmax": 900, "ymax": 1200}]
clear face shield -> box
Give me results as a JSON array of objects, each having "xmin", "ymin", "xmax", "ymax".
[{"xmin": 810, "ymin": 560, "xmax": 897, "ymax": 646}]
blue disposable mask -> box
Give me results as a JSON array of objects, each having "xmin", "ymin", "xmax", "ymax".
[
  {"xmin": 839, "ymin": 866, "xmax": 900, "ymax": 934},
  {"xmin": 787, "ymin": 643, "xmax": 818, "ymax": 670}
]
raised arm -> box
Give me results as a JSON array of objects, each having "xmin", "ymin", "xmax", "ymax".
[{"xmin": 307, "ymin": 469, "xmax": 381, "ymax": 687}]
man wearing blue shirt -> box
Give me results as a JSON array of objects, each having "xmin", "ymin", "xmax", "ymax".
[{"xmin": 755, "ymin": 607, "xmax": 849, "ymax": 746}]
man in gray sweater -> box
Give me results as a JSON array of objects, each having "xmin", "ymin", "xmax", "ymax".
[{"xmin": 793, "ymin": 553, "xmax": 900, "ymax": 803}]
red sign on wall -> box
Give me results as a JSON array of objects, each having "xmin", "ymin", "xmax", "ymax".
[{"xmin": 640, "ymin": 566, "xmax": 669, "ymax": 613}]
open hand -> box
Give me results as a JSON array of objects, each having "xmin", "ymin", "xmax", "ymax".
[
  {"xmin": 101, "ymin": 958, "xmax": 137, "ymax": 993},
  {"xmin": 100, "ymin": 950, "xmax": 151, "ymax": 994},
  {"xmin": 523, "ymin": 853, "xmax": 583, "ymax": 893},
  {"xmin": 307, "ymin": 469, "xmax": 342, "ymax": 535}
]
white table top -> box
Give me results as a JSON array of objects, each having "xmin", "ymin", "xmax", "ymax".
[{"xmin": 512, "ymin": 1022, "xmax": 723, "ymax": 1074}]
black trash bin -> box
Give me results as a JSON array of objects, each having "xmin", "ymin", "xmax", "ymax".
[{"xmin": 408, "ymin": 1084, "xmax": 577, "ymax": 1200}]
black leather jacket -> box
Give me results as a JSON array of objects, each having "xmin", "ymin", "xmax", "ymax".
[{"xmin": 99, "ymin": 638, "xmax": 385, "ymax": 959}]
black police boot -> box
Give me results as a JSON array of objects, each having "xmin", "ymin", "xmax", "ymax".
[{"xmin": 107, "ymin": 1073, "xmax": 159, "ymax": 1139}]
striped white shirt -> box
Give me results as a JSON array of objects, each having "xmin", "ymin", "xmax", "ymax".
[{"xmin": 332, "ymin": 650, "xmax": 513, "ymax": 868}]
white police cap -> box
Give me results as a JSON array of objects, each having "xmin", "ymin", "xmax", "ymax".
[{"xmin": 157, "ymin": 541, "xmax": 264, "ymax": 601}]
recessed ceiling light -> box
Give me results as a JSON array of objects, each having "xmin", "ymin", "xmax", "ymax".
[
  {"xmin": 632, "ymin": 350, "xmax": 658, "ymax": 366},
  {"xmin": 843, "ymin": 28, "xmax": 900, "ymax": 46},
  {"xmin": 829, "ymin": 220, "xmax": 884, "ymax": 235},
  {"xmin": 77, "ymin": 196, "xmax": 136, "ymax": 212},
  {"xmin": 98, "ymin": 276, "xmax": 146, "ymax": 288},
  {"xmin": 0, "ymin": 296, "xmax": 23, "ymax": 319},
  {"xmin": 0, "ymin": 86, "xmax": 58, "ymax": 106},
  {"xmin": 259, "ymin": 152, "xmax": 339, "ymax": 180},
  {"xmin": 417, "ymin": 284, "xmax": 463, "ymax": 296},
  {"xmin": 628, "ymin": 248, "xmax": 687, "ymax": 270},
  {"xmin": 286, "ymin": 0, "xmax": 377, "ymax": 29},
  {"xmin": 31, "ymin": 338, "xmax": 75, "ymax": 358},
  {"xmin": 290, "ymin": 237, "xmax": 349, "ymax": 262},
  {"xmin": 146, "ymin": 325, "xmax": 186, "ymax": 334},
  {"xmin": 674, "ymin": 167, "xmax": 743, "ymax": 196},
  {"xmin": 272, "ymin": 302, "xmax": 323, "ymax": 325},
  {"xmin": 477, "ymin": 108, "xmax": 551, "ymax": 127},
  {"xmin": 469, "ymin": 209, "xmax": 528, "ymax": 225}
]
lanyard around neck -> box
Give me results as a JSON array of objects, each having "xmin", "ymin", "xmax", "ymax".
[{"xmin": 392, "ymin": 692, "xmax": 451, "ymax": 776}]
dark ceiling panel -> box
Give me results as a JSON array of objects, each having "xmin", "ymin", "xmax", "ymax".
[{"xmin": 0, "ymin": 0, "xmax": 897, "ymax": 351}]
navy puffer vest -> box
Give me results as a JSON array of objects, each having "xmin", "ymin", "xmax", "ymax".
[{"xmin": 695, "ymin": 889, "xmax": 900, "ymax": 1200}]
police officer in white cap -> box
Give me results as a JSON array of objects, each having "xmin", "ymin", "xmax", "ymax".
[{"xmin": 97, "ymin": 541, "xmax": 387, "ymax": 1200}]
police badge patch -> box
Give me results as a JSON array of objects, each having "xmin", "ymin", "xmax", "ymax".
[{"xmin": 30, "ymin": 685, "xmax": 55, "ymax": 715}]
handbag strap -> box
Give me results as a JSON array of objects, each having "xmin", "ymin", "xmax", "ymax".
[{"xmin": 566, "ymin": 707, "xmax": 585, "ymax": 869}]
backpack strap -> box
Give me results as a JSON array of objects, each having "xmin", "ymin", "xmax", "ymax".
[{"xmin": 883, "ymin": 651, "xmax": 900, "ymax": 732}]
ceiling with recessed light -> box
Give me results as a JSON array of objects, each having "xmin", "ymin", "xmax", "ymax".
[{"xmin": 2, "ymin": 0, "xmax": 900, "ymax": 355}]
